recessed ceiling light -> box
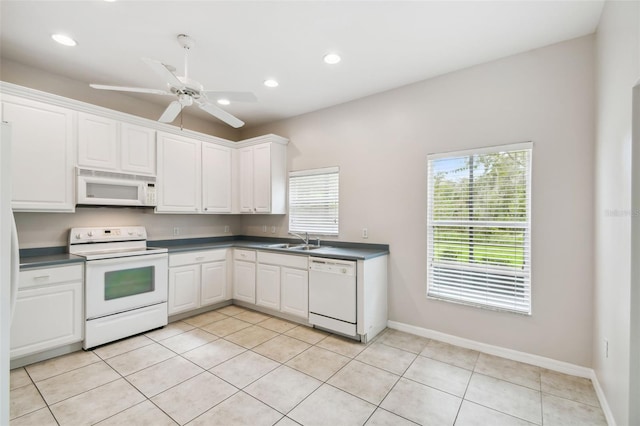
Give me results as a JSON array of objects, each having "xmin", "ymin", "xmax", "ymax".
[
  {"xmin": 323, "ymin": 53, "xmax": 341, "ymax": 65},
  {"xmin": 264, "ymin": 79, "xmax": 279, "ymax": 88},
  {"xmin": 51, "ymin": 34, "xmax": 77, "ymax": 47},
  {"xmin": 217, "ymin": 99, "xmax": 230, "ymax": 106}
]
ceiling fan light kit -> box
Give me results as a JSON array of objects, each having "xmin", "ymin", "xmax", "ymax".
[{"xmin": 89, "ymin": 34, "xmax": 256, "ymax": 128}]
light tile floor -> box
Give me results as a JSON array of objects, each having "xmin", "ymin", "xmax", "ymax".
[{"xmin": 9, "ymin": 305, "xmax": 608, "ymax": 426}]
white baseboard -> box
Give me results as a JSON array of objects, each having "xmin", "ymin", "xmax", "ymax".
[
  {"xmin": 387, "ymin": 320, "xmax": 615, "ymax": 425},
  {"xmin": 590, "ymin": 370, "xmax": 617, "ymax": 426}
]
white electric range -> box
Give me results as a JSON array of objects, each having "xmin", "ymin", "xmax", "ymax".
[{"xmin": 69, "ymin": 226, "xmax": 168, "ymax": 349}]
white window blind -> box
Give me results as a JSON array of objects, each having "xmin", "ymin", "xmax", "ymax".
[
  {"xmin": 427, "ymin": 143, "xmax": 532, "ymax": 314},
  {"xmin": 289, "ymin": 167, "xmax": 339, "ymax": 235}
]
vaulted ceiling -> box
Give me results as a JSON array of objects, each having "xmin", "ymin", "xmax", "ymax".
[{"xmin": 0, "ymin": 1, "xmax": 604, "ymax": 128}]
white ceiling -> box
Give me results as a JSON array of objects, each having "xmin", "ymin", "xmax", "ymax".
[{"xmin": 0, "ymin": 1, "xmax": 604, "ymax": 129}]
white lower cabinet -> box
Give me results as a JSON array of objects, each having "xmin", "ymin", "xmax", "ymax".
[
  {"xmin": 256, "ymin": 264, "xmax": 280, "ymax": 310},
  {"xmin": 233, "ymin": 249, "xmax": 256, "ymax": 304},
  {"xmin": 256, "ymin": 252, "xmax": 308, "ymax": 319},
  {"xmin": 10, "ymin": 264, "xmax": 84, "ymax": 359},
  {"xmin": 280, "ymin": 267, "xmax": 309, "ymax": 318},
  {"xmin": 168, "ymin": 249, "xmax": 229, "ymax": 315},
  {"xmin": 168, "ymin": 265, "xmax": 199, "ymax": 314}
]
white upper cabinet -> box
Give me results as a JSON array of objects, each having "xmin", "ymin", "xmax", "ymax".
[
  {"xmin": 1, "ymin": 95, "xmax": 75, "ymax": 212},
  {"xmin": 0, "ymin": 84, "xmax": 287, "ymax": 215},
  {"xmin": 202, "ymin": 143, "xmax": 232, "ymax": 213},
  {"xmin": 237, "ymin": 136, "xmax": 287, "ymax": 214},
  {"xmin": 238, "ymin": 147, "xmax": 255, "ymax": 213},
  {"xmin": 120, "ymin": 122, "xmax": 156, "ymax": 175},
  {"xmin": 252, "ymin": 143, "xmax": 272, "ymax": 213},
  {"xmin": 157, "ymin": 132, "xmax": 233, "ymax": 214},
  {"xmin": 78, "ymin": 112, "xmax": 156, "ymax": 175},
  {"xmin": 156, "ymin": 132, "xmax": 202, "ymax": 213},
  {"xmin": 78, "ymin": 113, "xmax": 118, "ymax": 170}
]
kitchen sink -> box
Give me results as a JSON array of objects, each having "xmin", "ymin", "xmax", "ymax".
[
  {"xmin": 264, "ymin": 243, "xmax": 322, "ymax": 251},
  {"xmin": 288, "ymin": 244, "xmax": 321, "ymax": 251},
  {"xmin": 264, "ymin": 243, "xmax": 295, "ymax": 249}
]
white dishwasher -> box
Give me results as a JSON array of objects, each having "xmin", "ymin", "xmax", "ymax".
[{"xmin": 308, "ymin": 257, "xmax": 357, "ymax": 338}]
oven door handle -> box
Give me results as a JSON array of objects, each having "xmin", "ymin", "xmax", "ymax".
[{"xmin": 87, "ymin": 253, "xmax": 168, "ymax": 265}]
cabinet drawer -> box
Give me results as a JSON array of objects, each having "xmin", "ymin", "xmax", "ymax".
[
  {"xmin": 257, "ymin": 252, "xmax": 308, "ymax": 269},
  {"xmin": 234, "ymin": 249, "xmax": 256, "ymax": 262},
  {"xmin": 20, "ymin": 264, "xmax": 83, "ymax": 290},
  {"xmin": 169, "ymin": 249, "xmax": 227, "ymax": 267}
]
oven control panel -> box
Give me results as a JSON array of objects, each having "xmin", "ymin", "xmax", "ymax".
[{"xmin": 70, "ymin": 226, "xmax": 147, "ymax": 244}]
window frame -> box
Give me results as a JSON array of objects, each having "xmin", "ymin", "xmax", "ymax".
[
  {"xmin": 426, "ymin": 142, "xmax": 533, "ymax": 315},
  {"xmin": 288, "ymin": 166, "xmax": 340, "ymax": 236}
]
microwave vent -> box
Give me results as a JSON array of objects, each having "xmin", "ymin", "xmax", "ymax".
[{"xmin": 77, "ymin": 167, "xmax": 156, "ymax": 183}]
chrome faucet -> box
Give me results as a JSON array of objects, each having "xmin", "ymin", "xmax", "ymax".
[{"xmin": 290, "ymin": 232, "xmax": 309, "ymax": 245}]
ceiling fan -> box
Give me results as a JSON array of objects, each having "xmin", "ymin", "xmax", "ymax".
[{"xmin": 90, "ymin": 34, "xmax": 256, "ymax": 128}]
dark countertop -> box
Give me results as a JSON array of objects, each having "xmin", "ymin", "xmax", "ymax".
[
  {"xmin": 20, "ymin": 236, "xmax": 389, "ymax": 269},
  {"xmin": 20, "ymin": 253, "xmax": 85, "ymax": 270},
  {"xmin": 157, "ymin": 237, "xmax": 389, "ymax": 261}
]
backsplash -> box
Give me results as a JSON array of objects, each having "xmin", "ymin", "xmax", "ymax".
[{"xmin": 15, "ymin": 207, "xmax": 243, "ymax": 249}]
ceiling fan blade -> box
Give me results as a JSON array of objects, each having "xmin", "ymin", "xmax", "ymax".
[
  {"xmin": 142, "ymin": 57, "xmax": 184, "ymax": 89},
  {"xmin": 203, "ymin": 91, "xmax": 257, "ymax": 103},
  {"xmin": 90, "ymin": 84, "xmax": 171, "ymax": 95},
  {"xmin": 158, "ymin": 101, "xmax": 182, "ymax": 123},
  {"xmin": 197, "ymin": 101, "xmax": 245, "ymax": 128}
]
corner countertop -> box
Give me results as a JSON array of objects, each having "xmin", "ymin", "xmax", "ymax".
[
  {"xmin": 19, "ymin": 236, "xmax": 389, "ymax": 270},
  {"xmin": 155, "ymin": 236, "xmax": 389, "ymax": 261}
]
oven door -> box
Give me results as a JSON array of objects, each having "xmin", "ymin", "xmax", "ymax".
[{"xmin": 85, "ymin": 253, "xmax": 168, "ymax": 320}]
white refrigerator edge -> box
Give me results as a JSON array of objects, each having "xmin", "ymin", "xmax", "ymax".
[{"xmin": 1, "ymin": 121, "xmax": 19, "ymax": 426}]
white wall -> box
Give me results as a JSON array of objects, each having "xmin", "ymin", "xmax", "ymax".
[
  {"xmin": 241, "ymin": 36, "xmax": 596, "ymax": 367},
  {"xmin": 594, "ymin": 1, "xmax": 640, "ymax": 424}
]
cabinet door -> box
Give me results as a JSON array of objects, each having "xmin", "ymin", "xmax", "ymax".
[
  {"xmin": 10, "ymin": 281, "xmax": 83, "ymax": 358},
  {"xmin": 256, "ymin": 264, "xmax": 280, "ymax": 310},
  {"xmin": 233, "ymin": 260, "xmax": 256, "ymax": 304},
  {"xmin": 252, "ymin": 143, "xmax": 272, "ymax": 213},
  {"xmin": 201, "ymin": 260, "xmax": 227, "ymax": 306},
  {"xmin": 238, "ymin": 147, "xmax": 254, "ymax": 213},
  {"xmin": 2, "ymin": 96, "xmax": 75, "ymax": 212},
  {"xmin": 77, "ymin": 112, "xmax": 118, "ymax": 171},
  {"xmin": 156, "ymin": 132, "xmax": 202, "ymax": 213},
  {"xmin": 202, "ymin": 143, "xmax": 231, "ymax": 213},
  {"xmin": 281, "ymin": 267, "xmax": 309, "ymax": 318},
  {"xmin": 120, "ymin": 123, "xmax": 156, "ymax": 175},
  {"xmin": 168, "ymin": 265, "xmax": 200, "ymax": 315}
]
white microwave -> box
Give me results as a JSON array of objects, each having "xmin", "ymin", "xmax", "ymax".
[{"xmin": 76, "ymin": 167, "xmax": 157, "ymax": 207}]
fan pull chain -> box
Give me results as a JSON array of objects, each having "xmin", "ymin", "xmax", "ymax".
[{"xmin": 179, "ymin": 106, "xmax": 184, "ymax": 131}]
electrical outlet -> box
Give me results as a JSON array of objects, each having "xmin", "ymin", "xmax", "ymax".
[
  {"xmin": 262, "ymin": 225, "xmax": 267, "ymax": 233},
  {"xmin": 224, "ymin": 225, "xmax": 230, "ymax": 233},
  {"xmin": 271, "ymin": 226, "xmax": 276, "ymax": 234},
  {"xmin": 173, "ymin": 227, "xmax": 180, "ymax": 236},
  {"xmin": 362, "ymin": 228, "xmax": 368, "ymax": 239},
  {"xmin": 604, "ymin": 339, "xmax": 609, "ymax": 358}
]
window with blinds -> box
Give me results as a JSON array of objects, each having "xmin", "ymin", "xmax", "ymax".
[
  {"xmin": 427, "ymin": 143, "xmax": 532, "ymax": 314},
  {"xmin": 288, "ymin": 167, "xmax": 339, "ymax": 235}
]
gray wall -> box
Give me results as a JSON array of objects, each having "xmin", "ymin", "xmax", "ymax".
[{"xmin": 240, "ymin": 36, "xmax": 596, "ymax": 367}]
